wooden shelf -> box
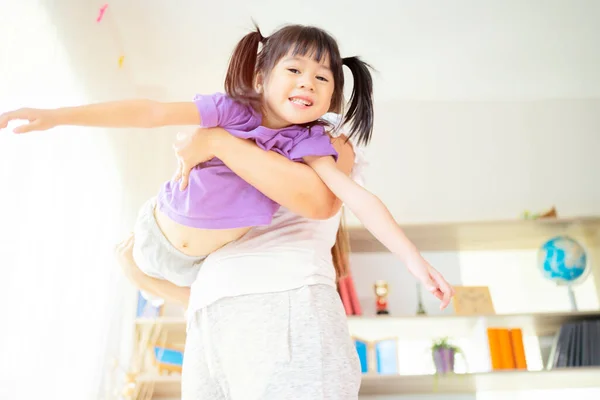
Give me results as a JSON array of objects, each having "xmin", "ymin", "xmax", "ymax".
[
  {"xmin": 360, "ymin": 367, "xmax": 600, "ymax": 395},
  {"xmin": 135, "ymin": 317, "xmax": 187, "ymax": 347},
  {"xmin": 348, "ymin": 216, "xmax": 600, "ymax": 252},
  {"xmin": 137, "ymin": 374, "xmax": 181, "ymax": 399},
  {"xmin": 136, "ymin": 316, "xmax": 186, "ymax": 329},
  {"xmin": 136, "ymin": 310, "xmax": 600, "ymax": 343},
  {"xmin": 347, "ymin": 310, "xmax": 600, "ymax": 341},
  {"xmin": 138, "ymin": 368, "xmax": 600, "ymax": 398}
]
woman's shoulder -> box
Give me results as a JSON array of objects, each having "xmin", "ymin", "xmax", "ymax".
[
  {"xmin": 320, "ymin": 113, "xmax": 369, "ymax": 183},
  {"xmin": 328, "ymin": 133, "xmax": 367, "ymax": 184},
  {"xmin": 330, "ymin": 133, "xmax": 353, "ymax": 152}
]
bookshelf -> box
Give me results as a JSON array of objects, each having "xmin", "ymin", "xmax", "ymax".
[
  {"xmin": 133, "ymin": 310, "xmax": 600, "ymax": 397},
  {"xmin": 129, "ymin": 216, "xmax": 600, "ymax": 398}
]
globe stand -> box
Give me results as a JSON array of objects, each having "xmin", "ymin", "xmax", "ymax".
[
  {"xmin": 539, "ymin": 235, "xmax": 588, "ymax": 314},
  {"xmin": 567, "ymin": 284, "xmax": 578, "ymax": 312}
]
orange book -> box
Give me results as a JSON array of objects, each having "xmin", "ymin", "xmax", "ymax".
[
  {"xmin": 498, "ymin": 328, "xmax": 516, "ymax": 369},
  {"xmin": 487, "ymin": 328, "xmax": 503, "ymax": 370},
  {"xmin": 510, "ymin": 328, "xmax": 528, "ymax": 369}
]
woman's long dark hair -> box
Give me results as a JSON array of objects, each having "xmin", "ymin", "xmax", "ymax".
[
  {"xmin": 331, "ymin": 211, "xmax": 351, "ymax": 281},
  {"xmin": 224, "ymin": 23, "xmax": 374, "ymax": 146}
]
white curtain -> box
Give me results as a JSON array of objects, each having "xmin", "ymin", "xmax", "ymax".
[{"xmin": 0, "ymin": 2, "xmax": 143, "ymax": 399}]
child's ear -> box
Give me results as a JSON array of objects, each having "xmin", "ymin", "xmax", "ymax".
[{"xmin": 255, "ymin": 73, "xmax": 264, "ymax": 93}]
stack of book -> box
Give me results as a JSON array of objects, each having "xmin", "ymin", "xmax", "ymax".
[
  {"xmin": 548, "ymin": 319, "xmax": 600, "ymax": 368},
  {"xmin": 353, "ymin": 337, "xmax": 399, "ymax": 375},
  {"xmin": 486, "ymin": 327, "xmax": 528, "ymax": 370}
]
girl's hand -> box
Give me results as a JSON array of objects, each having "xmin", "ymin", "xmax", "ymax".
[
  {"xmin": 0, "ymin": 108, "xmax": 58, "ymax": 133},
  {"xmin": 172, "ymin": 128, "xmax": 224, "ymax": 191},
  {"xmin": 114, "ymin": 233, "xmax": 146, "ymax": 287},
  {"xmin": 406, "ymin": 255, "xmax": 455, "ymax": 310}
]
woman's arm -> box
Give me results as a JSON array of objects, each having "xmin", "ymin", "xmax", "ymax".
[
  {"xmin": 0, "ymin": 101, "xmax": 199, "ymax": 133},
  {"xmin": 115, "ymin": 234, "xmax": 190, "ymax": 307},
  {"xmin": 177, "ymin": 129, "xmax": 355, "ymax": 219}
]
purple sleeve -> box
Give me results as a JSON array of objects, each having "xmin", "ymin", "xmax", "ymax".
[
  {"xmin": 288, "ymin": 125, "xmax": 338, "ymax": 162},
  {"xmin": 193, "ymin": 92, "xmax": 258, "ymax": 129}
]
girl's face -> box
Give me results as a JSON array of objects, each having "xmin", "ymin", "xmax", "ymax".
[{"xmin": 260, "ymin": 51, "xmax": 335, "ymax": 129}]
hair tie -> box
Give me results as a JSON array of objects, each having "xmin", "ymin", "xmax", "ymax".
[{"xmin": 253, "ymin": 23, "xmax": 266, "ymax": 44}]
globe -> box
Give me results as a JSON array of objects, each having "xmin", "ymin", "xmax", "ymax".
[{"xmin": 538, "ymin": 236, "xmax": 588, "ymax": 285}]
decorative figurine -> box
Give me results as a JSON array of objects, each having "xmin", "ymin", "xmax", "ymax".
[
  {"xmin": 416, "ymin": 283, "xmax": 427, "ymax": 315},
  {"xmin": 522, "ymin": 205, "xmax": 557, "ymax": 220},
  {"xmin": 374, "ymin": 280, "xmax": 390, "ymax": 315}
]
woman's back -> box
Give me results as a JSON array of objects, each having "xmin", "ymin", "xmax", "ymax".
[
  {"xmin": 214, "ymin": 205, "xmax": 341, "ymax": 258},
  {"xmin": 187, "ymin": 206, "xmax": 343, "ymax": 313}
]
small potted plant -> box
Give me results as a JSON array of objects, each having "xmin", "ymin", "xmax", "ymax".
[{"xmin": 431, "ymin": 337, "xmax": 461, "ymax": 374}]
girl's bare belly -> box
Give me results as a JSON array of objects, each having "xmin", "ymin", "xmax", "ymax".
[{"xmin": 154, "ymin": 207, "xmax": 250, "ymax": 257}]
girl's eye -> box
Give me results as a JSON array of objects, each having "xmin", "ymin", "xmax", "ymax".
[
  {"xmin": 317, "ymin": 76, "xmax": 329, "ymax": 82},
  {"xmin": 288, "ymin": 68, "xmax": 300, "ymax": 74}
]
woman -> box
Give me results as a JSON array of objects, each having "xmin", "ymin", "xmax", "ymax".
[{"xmin": 116, "ymin": 126, "xmax": 453, "ymax": 400}]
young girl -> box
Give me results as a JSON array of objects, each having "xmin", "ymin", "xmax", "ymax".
[{"xmin": 0, "ymin": 24, "xmax": 452, "ymax": 305}]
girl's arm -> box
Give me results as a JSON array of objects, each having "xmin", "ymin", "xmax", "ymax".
[
  {"xmin": 52, "ymin": 101, "xmax": 200, "ymax": 128},
  {"xmin": 136, "ymin": 275, "xmax": 190, "ymax": 308},
  {"xmin": 305, "ymin": 155, "xmax": 455, "ymax": 309},
  {"xmin": 178, "ymin": 129, "xmax": 356, "ymax": 219},
  {"xmin": 306, "ymin": 156, "xmax": 420, "ymax": 263},
  {"xmin": 0, "ymin": 101, "xmax": 199, "ymax": 132},
  {"xmin": 115, "ymin": 234, "xmax": 190, "ymax": 307}
]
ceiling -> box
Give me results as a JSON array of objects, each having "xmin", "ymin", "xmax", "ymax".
[{"xmin": 106, "ymin": 0, "xmax": 600, "ymax": 102}]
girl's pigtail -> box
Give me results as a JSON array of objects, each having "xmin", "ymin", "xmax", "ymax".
[
  {"xmin": 342, "ymin": 56, "xmax": 374, "ymax": 146},
  {"xmin": 224, "ymin": 25, "xmax": 265, "ymax": 110}
]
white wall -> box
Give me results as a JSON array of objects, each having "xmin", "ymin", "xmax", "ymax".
[
  {"xmin": 32, "ymin": 1, "xmax": 598, "ymax": 229},
  {"xmin": 110, "ymin": 0, "xmax": 600, "ymax": 103},
  {"xmin": 108, "ymin": 0, "xmax": 600, "ymax": 226},
  {"xmin": 346, "ymin": 99, "xmax": 600, "ymax": 227}
]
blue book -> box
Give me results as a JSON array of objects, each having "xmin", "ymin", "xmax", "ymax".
[
  {"xmin": 354, "ymin": 338, "xmax": 369, "ymax": 374},
  {"xmin": 154, "ymin": 346, "xmax": 184, "ymax": 367},
  {"xmin": 375, "ymin": 339, "xmax": 398, "ymax": 375}
]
